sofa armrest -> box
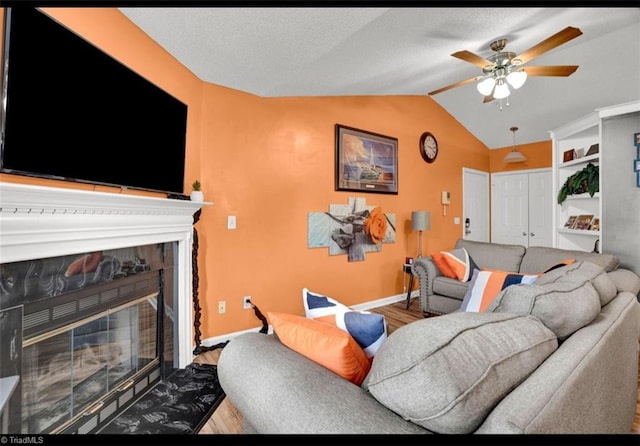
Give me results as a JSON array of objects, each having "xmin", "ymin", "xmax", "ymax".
[
  {"xmin": 217, "ymin": 332, "xmax": 428, "ymax": 434},
  {"xmin": 411, "ymin": 256, "xmax": 441, "ymax": 312},
  {"xmin": 607, "ymin": 268, "xmax": 640, "ymax": 297},
  {"xmin": 477, "ymin": 292, "xmax": 640, "ymax": 433}
]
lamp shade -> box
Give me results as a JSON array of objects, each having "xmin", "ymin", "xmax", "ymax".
[
  {"xmin": 493, "ymin": 79, "xmax": 510, "ymax": 99},
  {"xmin": 503, "ymin": 150, "xmax": 527, "ymax": 163},
  {"xmin": 476, "ymin": 77, "xmax": 495, "ymax": 96},
  {"xmin": 411, "ymin": 211, "xmax": 430, "ymax": 231},
  {"xmin": 504, "ymin": 126, "xmax": 526, "ymax": 163},
  {"xmin": 507, "ymin": 70, "xmax": 527, "ymax": 89}
]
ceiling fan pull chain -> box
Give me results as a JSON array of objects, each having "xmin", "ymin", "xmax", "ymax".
[{"xmin": 498, "ymin": 97, "xmax": 511, "ymax": 112}]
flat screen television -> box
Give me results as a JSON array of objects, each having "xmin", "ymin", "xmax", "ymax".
[{"xmin": 0, "ymin": 7, "xmax": 188, "ymax": 195}]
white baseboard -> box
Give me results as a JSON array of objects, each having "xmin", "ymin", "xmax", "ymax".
[{"xmin": 196, "ymin": 291, "xmax": 420, "ymax": 352}]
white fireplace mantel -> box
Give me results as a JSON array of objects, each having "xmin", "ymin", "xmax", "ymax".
[{"xmin": 0, "ymin": 181, "xmax": 209, "ymax": 368}]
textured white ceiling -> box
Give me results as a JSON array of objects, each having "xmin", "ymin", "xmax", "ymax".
[{"xmin": 120, "ymin": 7, "xmax": 640, "ymax": 148}]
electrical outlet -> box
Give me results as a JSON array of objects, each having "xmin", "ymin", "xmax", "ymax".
[
  {"xmin": 243, "ymin": 296, "xmax": 251, "ymax": 309},
  {"xmin": 218, "ymin": 300, "xmax": 226, "ymax": 314}
]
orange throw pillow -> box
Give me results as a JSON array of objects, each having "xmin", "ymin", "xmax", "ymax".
[
  {"xmin": 268, "ymin": 312, "xmax": 371, "ymax": 385},
  {"xmin": 430, "ymin": 252, "xmax": 457, "ymax": 279},
  {"xmin": 543, "ymin": 258, "xmax": 576, "ymax": 273}
]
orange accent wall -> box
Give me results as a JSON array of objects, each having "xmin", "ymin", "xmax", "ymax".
[{"xmin": 0, "ymin": 8, "xmax": 549, "ymax": 339}]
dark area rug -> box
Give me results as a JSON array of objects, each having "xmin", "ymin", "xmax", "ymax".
[{"xmin": 99, "ymin": 363, "xmax": 225, "ymax": 435}]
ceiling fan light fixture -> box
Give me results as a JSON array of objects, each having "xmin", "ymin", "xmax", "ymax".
[
  {"xmin": 493, "ymin": 79, "xmax": 510, "ymax": 99},
  {"xmin": 507, "ymin": 70, "xmax": 527, "ymax": 89},
  {"xmin": 477, "ymin": 77, "xmax": 495, "ymax": 96}
]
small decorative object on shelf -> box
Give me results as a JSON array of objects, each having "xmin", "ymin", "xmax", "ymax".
[
  {"xmin": 586, "ymin": 143, "xmax": 599, "ymax": 156},
  {"xmin": 190, "ymin": 180, "xmax": 204, "ymax": 202},
  {"xmin": 557, "ymin": 162, "xmax": 599, "ymax": 205},
  {"xmin": 563, "ymin": 149, "xmax": 576, "ymax": 162}
]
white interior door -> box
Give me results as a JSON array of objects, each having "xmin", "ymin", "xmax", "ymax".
[
  {"xmin": 492, "ymin": 172, "xmax": 529, "ymax": 245},
  {"xmin": 491, "ymin": 169, "xmax": 552, "ymax": 247},
  {"xmin": 527, "ymin": 171, "xmax": 553, "ymax": 247},
  {"xmin": 462, "ymin": 168, "xmax": 489, "ymax": 242}
]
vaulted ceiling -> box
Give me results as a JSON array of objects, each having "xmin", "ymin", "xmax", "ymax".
[{"xmin": 120, "ymin": 7, "xmax": 640, "ymax": 148}]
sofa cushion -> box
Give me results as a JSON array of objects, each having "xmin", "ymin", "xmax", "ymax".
[
  {"xmin": 432, "ymin": 276, "xmax": 469, "ymax": 300},
  {"xmin": 441, "ymin": 247, "xmax": 479, "ymax": 282},
  {"xmin": 455, "ymin": 239, "xmax": 526, "ymax": 272},
  {"xmin": 461, "ymin": 269, "xmax": 539, "ymax": 312},
  {"xmin": 535, "ymin": 261, "xmax": 617, "ymax": 307},
  {"xmin": 519, "ymin": 246, "xmax": 619, "ymax": 274},
  {"xmin": 487, "ymin": 275, "xmax": 601, "ymax": 340},
  {"xmin": 268, "ymin": 312, "xmax": 371, "ymax": 386},
  {"xmin": 362, "ymin": 312, "xmax": 557, "ymax": 434},
  {"xmin": 302, "ymin": 288, "xmax": 387, "ymax": 358}
]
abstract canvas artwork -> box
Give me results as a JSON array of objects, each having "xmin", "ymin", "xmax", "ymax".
[{"xmin": 308, "ymin": 197, "xmax": 396, "ymax": 262}]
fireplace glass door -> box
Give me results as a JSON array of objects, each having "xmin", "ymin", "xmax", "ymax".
[{"xmin": 21, "ymin": 294, "xmax": 158, "ymax": 433}]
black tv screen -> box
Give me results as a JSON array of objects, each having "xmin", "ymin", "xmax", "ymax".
[{"xmin": 0, "ymin": 7, "xmax": 188, "ymax": 195}]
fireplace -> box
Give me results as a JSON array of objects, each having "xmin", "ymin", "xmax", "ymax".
[{"xmin": 0, "ymin": 182, "xmax": 205, "ymax": 434}]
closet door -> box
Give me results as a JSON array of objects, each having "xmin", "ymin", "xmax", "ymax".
[
  {"xmin": 527, "ymin": 171, "xmax": 553, "ymax": 247},
  {"xmin": 491, "ymin": 169, "xmax": 552, "ymax": 248},
  {"xmin": 491, "ymin": 172, "xmax": 529, "ymax": 246}
]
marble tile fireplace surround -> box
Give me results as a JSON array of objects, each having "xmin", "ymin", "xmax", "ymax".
[{"xmin": 0, "ymin": 182, "xmax": 205, "ymax": 434}]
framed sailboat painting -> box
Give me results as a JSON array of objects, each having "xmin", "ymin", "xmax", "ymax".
[{"xmin": 335, "ymin": 124, "xmax": 398, "ymax": 194}]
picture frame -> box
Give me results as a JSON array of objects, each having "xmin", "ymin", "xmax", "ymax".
[
  {"xmin": 634, "ymin": 159, "xmax": 640, "ymax": 172},
  {"xmin": 634, "ymin": 132, "xmax": 640, "ymax": 147},
  {"xmin": 335, "ymin": 124, "xmax": 398, "ymax": 194},
  {"xmin": 573, "ymin": 214, "xmax": 595, "ymax": 231},
  {"xmin": 586, "ymin": 143, "xmax": 599, "ymax": 156},
  {"xmin": 563, "ymin": 149, "xmax": 576, "ymax": 163},
  {"xmin": 564, "ymin": 215, "xmax": 578, "ymax": 229}
]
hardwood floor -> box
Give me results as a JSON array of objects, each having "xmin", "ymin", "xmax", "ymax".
[{"xmin": 194, "ymin": 300, "xmax": 640, "ymax": 435}]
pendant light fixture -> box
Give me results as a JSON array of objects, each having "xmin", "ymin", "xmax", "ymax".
[{"xmin": 503, "ymin": 126, "xmax": 527, "ymax": 163}]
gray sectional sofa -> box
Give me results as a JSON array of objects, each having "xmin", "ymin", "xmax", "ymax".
[
  {"xmin": 412, "ymin": 238, "xmax": 623, "ymax": 315},
  {"xmin": 217, "ymin": 243, "xmax": 640, "ymax": 434}
]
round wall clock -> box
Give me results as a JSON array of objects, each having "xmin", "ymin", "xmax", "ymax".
[{"xmin": 419, "ymin": 132, "xmax": 438, "ymax": 163}]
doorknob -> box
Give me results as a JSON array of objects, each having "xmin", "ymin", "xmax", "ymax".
[
  {"xmin": 530, "ymin": 232, "xmax": 535, "ymax": 237},
  {"xmin": 522, "ymin": 232, "xmax": 527, "ymax": 236}
]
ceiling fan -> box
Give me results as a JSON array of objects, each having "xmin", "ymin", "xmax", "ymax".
[{"xmin": 428, "ymin": 26, "xmax": 583, "ymax": 104}]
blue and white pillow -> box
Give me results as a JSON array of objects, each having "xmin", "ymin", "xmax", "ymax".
[{"xmin": 302, "ymin": 288, "xmax": 387, "ymax": 358}]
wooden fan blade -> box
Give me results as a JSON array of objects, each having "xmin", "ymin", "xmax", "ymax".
[
  {"xmin": 428, "ymin": 75, "xmax": 481, "ymax": 96},
  {"xmin": 515, "ymin": 26, "xmax": 583, "ymax": 65},
  {"xmin": 451, "ymin": 50, "xmax": 494, "ymax": 69},
  {"xmin": 482, "ymin": 84, "xmax": 495, "ymax": 103},
  {"xmin": 522, "ymin": 65, "xmax": 579, "ymax": 76}
]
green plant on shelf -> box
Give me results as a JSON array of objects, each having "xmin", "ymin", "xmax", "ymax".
[
  {"xmin": 557, "ymin": 163, "xmax": 599, "ymax": 205},
  {"xmin": 192, "ymin": 180, "xmax": 201, "ymax": 191}
]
